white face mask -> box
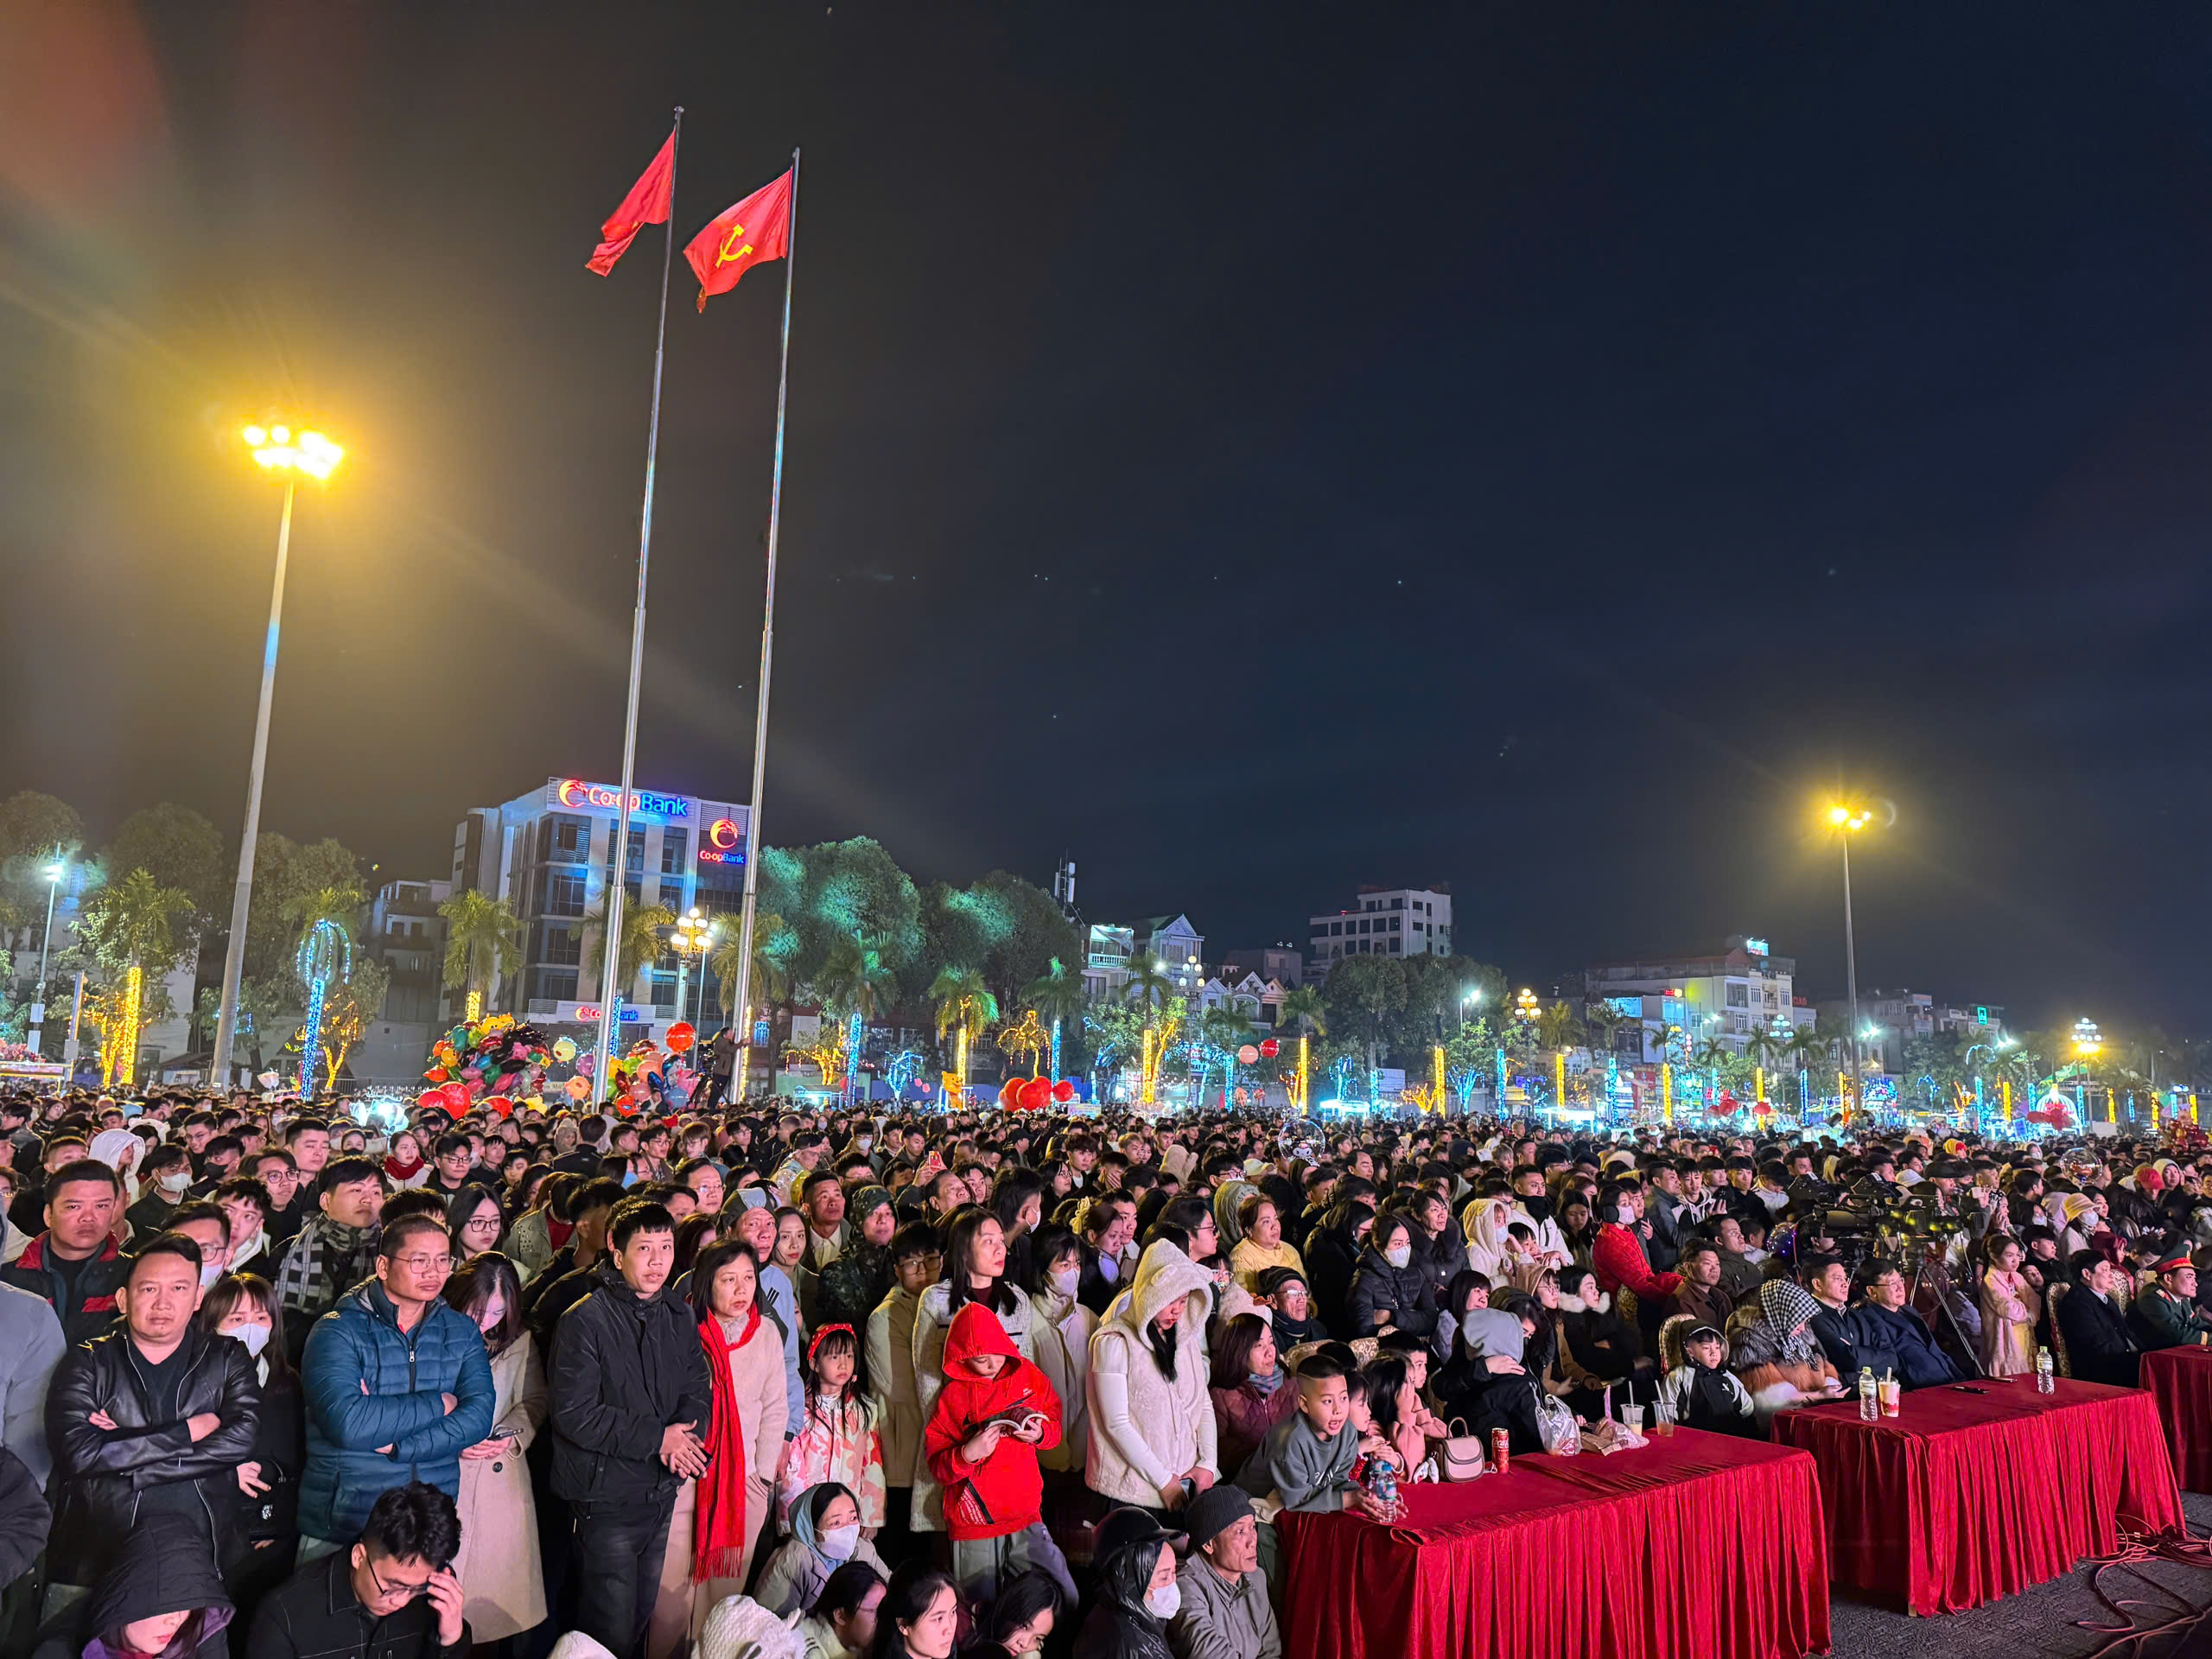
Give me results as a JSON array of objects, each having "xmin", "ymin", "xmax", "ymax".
[
  {"xmin": 1383, "ymin": 1244, "xmax": 1413, "ymax": 1269},
  {"xmin": 818, "ymin": 1522, "xmax": 861, "ymax": 1561},
  {"xmin": 1096, "ymin": 1255, "xmax": 1119, "ymax": 1283},
  {"xmin": 857, "ymin": 1138, "xmax": 873, "ymax": 1151},
  {"xmin": 227, "ymin": 1322, "xmax": 270, "ymax": 1357},
  {"xmin": 1146, "ymin": 1582, "xmax": 1181, "ymax": 1620},
  {"xmin": 159, "ymin": 1172, "xmax": 190, "ymax": 1195},
  {"xmin": 1052, "ymin": 1266, "xmax": 1081, "ymax": 1300},
  {"xmin": 200, "ymin": 1261, "xmax": 225, "ymax": 1290}
]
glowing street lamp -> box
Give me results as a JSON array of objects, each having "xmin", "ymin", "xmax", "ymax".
[
  {"xmin": 28, "ymin": 860, "xmax": 65, "ymax": 1054},
  {"xmin": 212, "ymin": 422, "xmax": 345, "ymax": 1090},
  {"xmin": 1822, "ymin": 798, "xmax": 1886, "ymax": 1111}
]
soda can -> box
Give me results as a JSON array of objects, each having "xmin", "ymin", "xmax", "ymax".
[{"xmin": 1491, "ymin": 1427, "xmax": 1510, "ymax": 1473}]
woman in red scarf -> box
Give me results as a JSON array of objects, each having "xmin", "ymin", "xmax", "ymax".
[
  {"xmin": 381, "ymin": 1128, "xmax": 429, "ymax": 1189},
  {"xmin": 647, "ymin": 1239, "xmax": 791, "ymax": 1656}
]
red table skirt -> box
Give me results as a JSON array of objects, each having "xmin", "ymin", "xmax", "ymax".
[
  {"xmin": 1772, "ymin": 1379, "xmax": 2183, "ymax": 1615},
  {"xmin": 2140, "ymin": 1344, "xmax": 2212, "ymax": 1491},
  {"xmin": 1275, "ymin": 1428, "xmax": 1831, "ymax": 1659}
]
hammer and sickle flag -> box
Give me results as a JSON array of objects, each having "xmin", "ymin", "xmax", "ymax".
[{"xmin": 683, "ymin": 168, "xmax": 793, "ymax": 311}]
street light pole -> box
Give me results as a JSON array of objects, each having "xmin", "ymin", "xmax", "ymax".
[
  {"xmin": 213, "ymin": 424, "xmax": 341, "ymax": 1091},
  {"xmin": 29, "ymin": 862, "xmax": 62, "ymax": 1053},
  {"xmin": 1840, "ymin": 832, "xmax": 1862, "ymax": 1109},
  {"xmin": 213, "ymin": 473, "xmax": 296, "ymax": 1091}
]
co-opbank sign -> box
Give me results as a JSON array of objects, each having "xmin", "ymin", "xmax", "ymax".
[{"xmin": 543, "ymin": 778, "xmax": 692, "ymax": 818}]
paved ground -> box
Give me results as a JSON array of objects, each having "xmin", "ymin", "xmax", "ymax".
[{"xmin": 1825, "ymin": 1491, "xmax": 2212, "ymax": 1657}]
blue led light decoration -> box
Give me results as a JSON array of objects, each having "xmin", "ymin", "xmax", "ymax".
[{"xmin": 296, "ymin": 918, "xmax": 353, "ymax": 1097}]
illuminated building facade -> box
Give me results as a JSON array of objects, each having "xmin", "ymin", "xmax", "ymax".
[{"xmin": 452, "ymin": 778, "xmax": 749, "ymax": 1027}]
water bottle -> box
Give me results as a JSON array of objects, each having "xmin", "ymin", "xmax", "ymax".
[
  {"xmin": 1859, "ymin": 1368, "xmax": 1879, "ymax": 1421},
  {"xmin": 2036, "ymin": 1346, "xmax": 2055, "ymax": 1395},
  {"xmin": 1368, "ymin": 1456, "xmax": 1398, "ymax": 1510}
]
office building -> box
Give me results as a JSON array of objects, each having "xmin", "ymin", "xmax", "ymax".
[{"xmin": 1308, "ymin": 886, "xmax": 1452, "ymax": 969}]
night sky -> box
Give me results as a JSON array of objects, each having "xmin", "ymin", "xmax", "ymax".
[{"xmin": 6, "ymin": 5, "xmax": 2212, "ymax": 1030}]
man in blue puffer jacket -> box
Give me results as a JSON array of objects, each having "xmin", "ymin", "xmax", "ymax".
[{"xmin": 296, "ymin": 1211, "xmax": 495, "ymax": 1558}]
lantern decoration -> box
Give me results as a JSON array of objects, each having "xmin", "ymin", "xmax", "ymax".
[
  {"xmin": 1237, "ymin": 1044, "xmax": 1260, "ymax": 1066},
  {"xmin": 666, "ymin": 1021, "xmax": 696, "ymax": 1053},
  {"xmin": 1259, "ymin": 1039, "xmax": 1280, "ymax": 1059}
]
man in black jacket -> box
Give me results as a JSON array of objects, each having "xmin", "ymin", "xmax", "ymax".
[
  {"xmin": 45, "ymin": 1232, "xmax": 261, "ymax": 1597},
  {"xmin": 246, "ymin": 1479, "xmax": 468, "ymax": 1659},
  {"xmin": 548, "ymin": 1198, "xmax": 710, "ymax": 1659},
  {"xmin": 2057, "ymin": 1251, "xmax": 2143, "ymax": 1388}
]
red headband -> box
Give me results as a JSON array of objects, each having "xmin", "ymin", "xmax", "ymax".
[{"xmin": 806, "ymin": 1323, "xmax": 854, "ymax": 1366}]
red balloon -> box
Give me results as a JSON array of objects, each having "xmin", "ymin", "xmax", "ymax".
[
  {"xmin": 484, "ymin": 1096, "xmax": 512, "ymax": 1118},
  {"xmin": 424, "ymin": 1067, "xmax": 448, "ymax": 1084},
  {"xmin": 1259, "ymin": 1039, "xmax": 1280, "ymax": 1059},
  {"xmin": 1052, "ymin": 1079, "xmax": 1076, "ymax": 1103},
  {"xmin": 999, "ymin": 1080, "xmax": 1024, "ymax": 1108},
  {"xmin": 666, "ymin": 1021, "xmax": 696, "ymax": 1053}
]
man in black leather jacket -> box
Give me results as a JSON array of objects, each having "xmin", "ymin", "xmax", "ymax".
[{"xmin": 44, "ymin": 1232, "xmax": 260, "ymax": 1593}]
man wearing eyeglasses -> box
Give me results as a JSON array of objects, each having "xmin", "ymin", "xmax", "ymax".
[
  {"xmin": 250, "ymin": 1479, "xmax": 470, "ymax": 1658},
  {"xmin": 296, "ymin": 1212, "xmax": 495, "ymax": 1565}
]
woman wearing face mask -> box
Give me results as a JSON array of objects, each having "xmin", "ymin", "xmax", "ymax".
[
  {"xmin": 1019, "ymin": 1224, "xmax": 1097, "ymax": 1494},
  {"xmin": 756, "ymin": 1483, "xmax": 892, "ymax": 1619},
  {"xmin": 1302, "ymin": 1198, "xmax": 1375, "ymax": 1340},
  {"xmin": 195, "ymin": 1274, "xmax": 300, "ymax": 1621},
  {"xmin": 1348, "ymin": 1212, "xmax": 1441, "ymax": 1341},
  {"xmin": 438, "ymin": 1250, "xmax": 546, "ymax": 1644},
  {"xmin": 816, "ymin": 1186, "xmax": 899, "ymax": 1360},
  {"xmin": 1071, "ymin": 1510, "xmax": 1182, "ymax": 1659},
  {"xmin": 1076, "ymin": 1194, "xmax": 1139, "ymax": 1315}
]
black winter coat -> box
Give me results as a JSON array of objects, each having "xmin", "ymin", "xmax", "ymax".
[
  {"xmin": 46, "ymin": 1325, "xmax": 261, "ymax": 1580},
  {"xmin": 1346, "ymin": 1246, "xmax": 1441, "ymax": 1339},
  {"xmin": 547, "ymin": 1259, "xmax": 712, "ymax": 1508},
  {"xmin": 1304, "ymin": 1218, "xmax": 1366, "ymax": 1340},
  {"xmin": 0, "ymin": 1445, "xmax": 48, "ymax": 1592},
  {"xmin": 31, "ymin": 1511, "xmax": 233, "ymax": 1659}
]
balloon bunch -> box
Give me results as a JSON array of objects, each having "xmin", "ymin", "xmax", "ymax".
[
  {"xmin": 2026, "ymin": 1102, "xmax": 2076, "ymax": 1130},
  {"xmin": 423, "ymin": 1012, "xmax": 556, "ymax": 1116},
  {"xmin": 999, "ymin": 1077, "xmax": 1076, "ymax": 1112}
]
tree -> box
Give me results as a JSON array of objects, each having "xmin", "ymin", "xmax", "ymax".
[
  {"xmin": 1192, "ymin": 1005, "xmax": 1254, "ymax": 1108},
  {"xmin": 1322, "ymin": 955, "xmax": 1408, "ymax": 1076},
  {"xmin": 1537, "ymin": 999, "xmax": 1583, "ymax": 1052},
  {"xmin": 439, "ymin": 890, "xmax": 522, "ymax": 1014},
  {"xmin": 314, "ymin": 956, "xmax": 387, "ymax": 1088},
  {"xmin": 930, "ymin": 965, "xmax": 999, "ymax": 1090},
  {"xmin": 1120, "ymin": 950, "xmax": 1173, "ymax": 1010},
  {"xmin": 101, "ymin": 804, "xmax": 226, "ymax": 919},
  {"xmin": 1020, "ymin": 956, "xmax": 1087, "ymax": 1079},
  {"xmin": 244, "ymin": 836, "xmax": 365, "ymax": 983},
  {"xmin": 1278, "ymin": 985, "xmax": 1328, "ymax": 1039},
  {"xmin": 582, "ymin": 899, "xmax": 677, "ymax": 1001},
  {"xmin": 711, "ymin": 910, "xmax": 789, "ymax": 1020},
  {"xmin": 759, "ymin": 838, "xmax": 923, "ymax": 994},
  {"xmin": 77, "ymin": 868, "xmax": 194, "ymax": 1085},
  {"xmin": 0, "ymin": 790, "xmax": 84, "ymax": 934},
  {"xmin": 971, "ymin": 871, "xmax": 1083, "ymax": 1013}
]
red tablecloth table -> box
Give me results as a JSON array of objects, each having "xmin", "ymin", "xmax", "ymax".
[
  {"xmin": 2141, "ymin": 1344, "xmax": 2212, "ymax": 1491},
  {"xmin": 1771, "ymin": 1378, "xmax": 2183, "ymax": 1616},
  {"xmin": 1274, "ymin": 1428, "xmax": 1830, "ymax": 1659}
]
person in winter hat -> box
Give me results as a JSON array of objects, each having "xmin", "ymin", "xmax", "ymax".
[
  {"xmin": 925, "ymin": 1300, "xmax": 1078, "ymax": 1607},
  {"xmin": 32, "ymin": 1511, "xmax": 233, "ymax": 1659},
  {"xmin": 1071, "ymin": 1508, "xmax": 1182, "ymax": 1659}
]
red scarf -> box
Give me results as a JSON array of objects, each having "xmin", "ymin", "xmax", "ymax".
[
  {"xmin": 384, "ymin": 1154, "xmax": 424, "ymax": 1181},
  {"xmin": 695, "ymin": 1304, "xmax": 761, "ymax": 1580},
  {"xmin": 548, "ymin": 1217, "xmax": 576, "ymax": 1250}
]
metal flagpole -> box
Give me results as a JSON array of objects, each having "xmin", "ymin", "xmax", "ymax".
[
  {"xmin": 730, "ymin": 146, "xmax": 802, "ymax": 1101},
  {"xmin": 594, "ymin": 107, "xmax": 683, "ymax": 1099}
]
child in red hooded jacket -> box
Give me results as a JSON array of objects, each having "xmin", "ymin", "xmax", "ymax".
[{"xmin": 925, "ymin": 1300, "xmax": 1081, "ymax": 1606}]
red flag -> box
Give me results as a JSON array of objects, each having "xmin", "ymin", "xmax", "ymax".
[
  {"xmin": 587, "ymin": 132, "xmax": 677, "ymax": 276},
  {"xmin": 683, "ymin": 169, "xmax": 792, "ymax": 311}
]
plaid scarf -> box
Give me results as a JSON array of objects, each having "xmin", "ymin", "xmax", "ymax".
[{"xmin": 275, "ymin": 1215, "xmax": 374, "ymax": 1316}]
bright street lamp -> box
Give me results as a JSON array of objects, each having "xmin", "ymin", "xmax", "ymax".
[
  {"xmin": 1822, "ymin": 798, "xmax": 1885, "ymax": 1111},
  {"xmin": 212, "ymin": 422, "xmax": 345, "ymax": 1090},
  {"xmin": 28, "ymin": 861, "xmax": 65, "ymax": 1053}
]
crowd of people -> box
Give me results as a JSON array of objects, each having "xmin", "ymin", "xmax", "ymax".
[{"xmin": 2, "ymin": 1081, "xmax": 2210, "ymax": 1659}]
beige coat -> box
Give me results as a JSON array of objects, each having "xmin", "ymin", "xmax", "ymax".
[
  {"xmin": 865, "ymin": 1285, "xmax": 923, "ymax": 1494},
  {"xmin": 450, "ymin": 1332, "xmax": 548, "ymax": 1641}
]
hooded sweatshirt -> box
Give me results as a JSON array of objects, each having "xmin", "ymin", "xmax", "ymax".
[
  {"xmin": 924, "ymin": 1302, "xmax": 1062, "ymax": 1541},
  {"xmin": 66, "ymin": 1510, "xmax": 234, "ymax": 1659}
]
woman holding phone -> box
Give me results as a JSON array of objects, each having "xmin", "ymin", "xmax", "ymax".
[{"xmin": 442, "ymin": 1250, "xmax": 547, "ymax": 1644}]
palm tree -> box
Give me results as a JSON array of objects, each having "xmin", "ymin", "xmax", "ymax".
[
  {"xmin": 1786, "ymin": 1026, "xmax": 1834, "ymax": 1116},
  {"xmin": 582, "ymin": 897, "xmax": 677, "ymax": 1004},
  {"xmin": 817, "ymin": 934, "xmax": 897, "ymax": 1102},
  {"xmin": 710, "ymin": 910, "xmax": 788, "ymax": 1022},
  {"xmin": 78, "ymin": 868, "xmax": 193, "ymax": 1087},
  {"xmin": 1582, "ymin": 1001, "xmax": 1625, "ymax": 1060},
  {"xmin": 1278, "ymin": 985, "xmax": 1328, "ymax": 1039},
  {"xmin": 1537, "ymin": 999, "xmax": 1583, "ymax": 1052},
  {"xmin": 931, "ymin": 965, "xmax": 999, "ymax": 1101},
  {"xmin": 1020, "ymin": 957, "xmax": 1087, "ymax": 1082},
  {"xmin": 1121, "ymin": 950, "xmax": 1173, "ymax": 1009},
  {"xmin": 438, "ymin": 889, "xmax": 521, "ymax": 1016}
]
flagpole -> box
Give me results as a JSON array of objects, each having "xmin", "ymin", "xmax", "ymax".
[
  {"xmin": 594, "ymin": 106, "xmax": 683, "ymax": 1101},
  {"xmin": 730, "ymin": 146, "xmax": 801, "ymax": 1101}
]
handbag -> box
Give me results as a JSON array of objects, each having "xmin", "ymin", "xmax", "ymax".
[{"xmin": 1438, "ymin": 1416, "xmax": 1487, "ymax": 1481}]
